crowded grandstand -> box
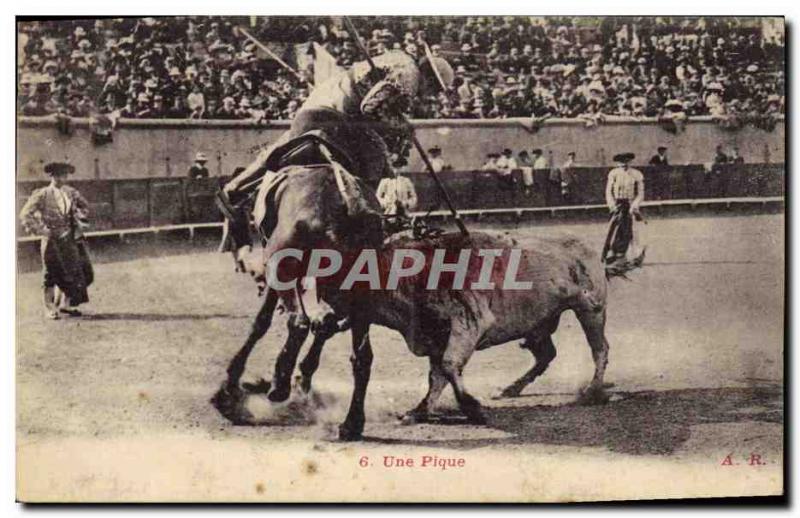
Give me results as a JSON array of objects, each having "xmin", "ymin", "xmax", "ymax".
[{"xmin": 18, "ymin": 16, "xmax": 784, "ymax": 127}]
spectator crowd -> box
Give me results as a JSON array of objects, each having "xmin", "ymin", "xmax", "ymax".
[{"xmin": 18, "ymin": 16, "xmax": 785, "ymax": 125}]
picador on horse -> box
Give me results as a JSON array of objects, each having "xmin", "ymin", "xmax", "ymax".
[
  {"xmin": 210, "ymin": 38, "xmax": 617, "ymax": 440},
  {"xmin": 215, "ymin": 49, "xmax": 455, "ymax": 272}
]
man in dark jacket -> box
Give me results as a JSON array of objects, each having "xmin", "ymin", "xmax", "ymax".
[
  {"xmin": 188, "ymin": 153, "xmax": 210, "ymax": 179},
  {"xmin": 649, "ymin": 146, "xmax": 669, "ymax": 166}
]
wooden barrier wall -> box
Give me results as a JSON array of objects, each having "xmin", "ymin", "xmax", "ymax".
[{"xmin": 15, "ymin": 163, "xmax": 784, "ymax": 236}]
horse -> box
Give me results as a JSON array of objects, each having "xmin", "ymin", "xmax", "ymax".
[{"xmin": 211, "ymin": 160, "xmax": 386, "ymax": 440}]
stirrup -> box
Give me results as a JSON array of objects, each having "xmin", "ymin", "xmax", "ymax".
[
  {"xmin": 215, "ymin": 189, "xmax": 238, "ymax": 221},
  {"xmin": 218, "ymin": 218, "xmax": 233, "ymax": 253}
]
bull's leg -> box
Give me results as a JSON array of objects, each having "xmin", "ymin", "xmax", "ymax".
[
  {"xmin": 298, "ymin": 331, "xmax": 329, "ymax": 394},
  {"xmin": 499, "ymin": 334, "xmax": 557, "ymax": 398},
  {"xmin": 440, "ymin": 324, "xmax": 485, "ymax": 424},
  {"xmin": 402, "ymin": 356, "xmax": 448, "ymax": 424},
  {"xmin": 267, "ymin": 314, "xmax": 310, "ymax": 403},
  {"xmin": 575, "ymin": 309, "xmax": 611, "ymax": 405},
  {"xmin": 339, "ymin": 318, "xmax": 373, "ymax": 441}
]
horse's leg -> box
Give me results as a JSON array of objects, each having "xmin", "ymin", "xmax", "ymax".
[
  {"xmin": 224, "ymin": 288, "xmax": 278, "ymax": 393},
  {"xmin": 267, "ymin": 313, "xmax": 310, "ymax": 402},
  {"xmin": 402, "ymin": 355, "xmax": 448, "ymax": 424},
  {"xmin": 575, "ymin": 308, "xmax": 611, "ymax": 405},
  {"xmin": 499, "ymin": 334, "xmax": 557, "ymax": 398},
  {"xmin": 298, "ymin": 331, "xmax": 329, "ymax": 394},
  {"xmin": 338, "ymin": 318, "xmax": 373, "ymax": 441},
  {"xmin": 439, "ymin": 322, "xmax": 485, "ymax": 424},
  {"xmin": 211, "ymin": 289, "xmax": 278, "ymax": 422}
]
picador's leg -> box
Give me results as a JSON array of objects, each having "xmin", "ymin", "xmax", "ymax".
[
  {"xmin": 215, "ymin": 192, "xmax": 253, "ymax": 261},
  {"xmin": 222, "ymin": 148, "xmax": 271, "ymax": 201}
]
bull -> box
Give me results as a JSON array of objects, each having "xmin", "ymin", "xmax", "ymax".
[{"xmin": 274, "ymin": 230, "xmax": 611, "ymax": 437}]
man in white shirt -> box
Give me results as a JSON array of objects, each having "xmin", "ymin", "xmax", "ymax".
[
  {"xmin": 495, "ymin": 148, "xmax": 518, "ymax": 170},
  {"xmin": 533, "ymin": 148, "xmax": 557, "ymax": 204},
  {"xmin": 494, "ymin": 149, "xmax": 519, "ymax": 194},
  {"xmin": 532, "ymin": 148, "xmax": 548, "ymax": 170},
  {"xmin": 602, "ymin": 152, "xmax": 645, "ymax": 266},
  {"xmin": 428, "ymin": 146, "xmax": 449, "ymax": 173},
  {"xmin": 376, "ymin": 173, "xmax": 418, "ymax": 216},
  {"xmin": 481, "ymin": 153, "xmax": 499, "ymax": 170}
]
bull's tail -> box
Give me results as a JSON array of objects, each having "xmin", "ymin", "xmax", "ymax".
[
  {"xmin": 605, "ymin": 247, "xmax": 646, "ymax": 280},
  {"xmin": 568, "ymin": 256, "xmax": 607, "ymax": 314}
]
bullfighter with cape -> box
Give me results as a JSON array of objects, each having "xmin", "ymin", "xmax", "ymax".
[
  {"xmin": 602, "ymin": 152, "xmax": 646, "ymax": 272},
  {"xmin": 19, "ymin": 162, "xmax": 94, "ymax": 319}
]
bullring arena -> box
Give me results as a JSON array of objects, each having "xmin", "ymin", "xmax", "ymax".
[
  {"xmin": 15, "ymin": 15, "xmax": 785, "ymax": 502},
  {"xmin": 17, "ymin": 210, "xmax": 784, "ymax": 501}
]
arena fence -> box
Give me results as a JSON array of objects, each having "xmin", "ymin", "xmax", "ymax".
[{"xmin": 16, "ymin": 162, "xmax": 784, "ymax": 242}]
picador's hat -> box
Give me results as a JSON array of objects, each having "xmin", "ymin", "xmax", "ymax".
[
  {"xmin": 613, "ymin": 152, "xmax": 635, "ymax": 163},
  {"xmin": 44, "ymin": 162, "xmax": 75, "ymax": 176}
]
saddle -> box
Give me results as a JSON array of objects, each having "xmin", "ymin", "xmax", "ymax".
[{"xmin": 264, "ymin": 130, "xmax": 358, "ymax": 176}]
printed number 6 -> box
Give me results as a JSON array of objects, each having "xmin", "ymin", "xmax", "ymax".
[{"xmin": 359, "ymin": 456, "xmax": 369, "ymax": 468}]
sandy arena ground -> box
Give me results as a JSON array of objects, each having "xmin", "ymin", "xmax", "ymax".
[{"xmin": 16, "ymin": 213, "xmax": 784, "ymax": 502}]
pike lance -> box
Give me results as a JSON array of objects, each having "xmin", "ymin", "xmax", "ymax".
[{"xmin": 340, "ymin": 16, "xmax": 469, "ymax": 237}]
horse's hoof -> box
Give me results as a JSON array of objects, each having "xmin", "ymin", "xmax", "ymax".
[
  {"xmin": 211, "ymin": 385, "xmax": 252, "ymax": 424},
  {"xmin": 267, "ymin": 385, "xmax": 292, "ymax": 403},
  {"xmin": 338, "ymin": 423, "xmax": 364, "ymax": 442}
]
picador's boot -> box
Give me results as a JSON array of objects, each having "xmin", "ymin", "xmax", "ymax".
[{"xmin": 215, "ymin": 189, "xmax": 254, "ymax": 273}]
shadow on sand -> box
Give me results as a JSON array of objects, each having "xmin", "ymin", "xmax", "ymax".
[
  {"xmin": 82, "ymin": 312, "xmax": 249, "ymax": 322},
  {"xmin": 363, "ymin": 384, "xmax": 783, "ymax": 456}
]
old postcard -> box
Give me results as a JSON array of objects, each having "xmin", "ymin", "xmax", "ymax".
[{"xmin": 15, "ymin": 15, "xmax": 784, "ymax": 503}]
